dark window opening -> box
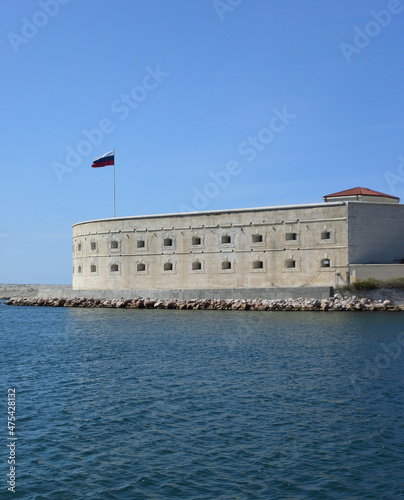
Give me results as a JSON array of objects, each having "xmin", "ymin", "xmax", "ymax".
[{"xmin": 253, "ymin": 260, "xmax": 264, "ymax": 269}]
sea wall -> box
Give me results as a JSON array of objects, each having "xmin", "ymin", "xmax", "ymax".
[
  {"xmin": 0, "ymin": 284, "xmax": 72, "ymax": 299},
  {"xmin": 0, "ymin": 284, "xmax": 332, "ymax": 301}
]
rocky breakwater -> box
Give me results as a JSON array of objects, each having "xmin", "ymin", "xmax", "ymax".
[{"xmin": 3, "ymin": 294, "xmax": 404, "ymax": 311}]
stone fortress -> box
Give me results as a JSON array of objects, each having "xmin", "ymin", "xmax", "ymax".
[{"xmin": 72, "ymin": 187, "xmax": 404, "ymax": 294}]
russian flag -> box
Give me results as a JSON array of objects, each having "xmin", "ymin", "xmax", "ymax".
[{"xmin": 91, "ymin": 150, "xmax": 115, "ymax": 168}]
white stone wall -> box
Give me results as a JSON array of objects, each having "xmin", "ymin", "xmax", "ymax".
[
  {"xmin": 73, "ymin": 203, "xmax": 349, "ymax": 290},
  {"xmin": 348, "ymin": 203, "xmax": 404, "ymax": 264}
]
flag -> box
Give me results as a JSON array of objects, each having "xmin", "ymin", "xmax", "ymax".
[{"xmin": 91, "ymin": 150, "xmax": 115, "ymax": 168}]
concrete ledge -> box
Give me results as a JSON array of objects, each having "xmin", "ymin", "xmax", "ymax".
[
  {"xmin": 0, "ymin": 284, "xmax": 72, "ymax": 300},
  {"xmin": 0, "ymin": 284, "xmax": 333, "ymax": 301}
]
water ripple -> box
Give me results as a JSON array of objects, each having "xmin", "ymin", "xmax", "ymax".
[{"xmin": 1, "ymin": 306, "xmax": 403, "ymax": 498}]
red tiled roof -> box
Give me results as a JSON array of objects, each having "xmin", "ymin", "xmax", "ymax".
[{"xmin": 324, "ymin": 187, "xmax": 399, "ymax": 200}]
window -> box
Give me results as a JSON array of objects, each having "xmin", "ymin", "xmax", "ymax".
[
  {"xmin": 164, "ymin": 238, "xmax": 173, "ymax": 247},
  {"xmin": 253, "ymin": 260, "xmax": 264, "ymax": 269},
  {"xmin": 321, "ymin": 231, "xmax": 331, "ymax": 240},
  {"xmin": 321, "ymin": 259, "xmax": 331, "ymax": 268},
  {"xmin": 90, "ymin": 242, "xmax": 97, "ymax": 251},
  {"xmin": 78, "ymin": 265, "xmax": 82, "ymax": 274},
  {"xmin": 90, "ymin": 264, "xmax": 97, "ymax": 273},
  {"xmin": 221, "ymin": 235, "xmax": 231, "ymax": 244},
  {"xmin": 192, "ymin": 261, "xmax": 202, "ymax": 270},
  {"xmin": 137, "ymin": 240, "xmax": 145, "ymax": 248},
  {"xmin": 192, "ymin": 236, "xmax": 201, "ymax": 246},
  {"xmin": 111, "ymin": 240, "xmax": 119, "ymax": 249},
  {"xmin": 285, "ymin": 233, "xmax": 297, "ymax": 241},
  {"xmin": 285, "ymin": 259, "xmax": 296, "ymax": 269},
  {"xmin": 77, "ymin": 243, "xmax": 82, "ymax": 252},
  {"xmin": 164, "ymin": 262, "xmax": 173, "ymax": 271},
  {"xmin": 222, "ymin": 261, "xmax": 231, "ymax": 270},
  {"xmin": 137, "ymin": 263, "xmax": 146, "ymax": 272},
  {"xmin": 111, "ymin": 263, "xmax": 119, "ymax": 272},
  {"xmin": 252, "ymin": 234, "xmax": 263, "ymax": 243}
]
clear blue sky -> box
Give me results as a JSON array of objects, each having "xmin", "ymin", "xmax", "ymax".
[{"xmin": 1, "ymin": 0, "xmax": 404, "ymax": 284}]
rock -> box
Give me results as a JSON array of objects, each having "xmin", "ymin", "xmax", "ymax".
[{"xmin": 2, "ymin": 293, "xmax": 403, "ymax": 313}]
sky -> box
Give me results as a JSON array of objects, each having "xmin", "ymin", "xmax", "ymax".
[{"xmin": 1, "ymin": 0, "xmax": 404, "ymax": 284}]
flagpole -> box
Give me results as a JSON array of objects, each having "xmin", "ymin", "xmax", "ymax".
[{"xmin": 113, "ymin": 149, "xmax": 116, "ymax": 218}]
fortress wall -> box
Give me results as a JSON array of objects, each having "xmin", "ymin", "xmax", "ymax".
[
  {"xmin": 348, "ymin": 203, "xmax": 404, "ymax": 264},
  {"xmin": 72, "ymin": 203, "xmax": 349, "ymax": 290}
]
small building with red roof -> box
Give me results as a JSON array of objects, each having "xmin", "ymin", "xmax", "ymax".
[{"xmin": 323, "ymin": 187, "xmax": 400, "ymax": 204}]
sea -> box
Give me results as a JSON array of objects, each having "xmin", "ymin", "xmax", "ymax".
[{"xmin": 1, "ymin": 303, "xmax": 403, "ymax": 499}]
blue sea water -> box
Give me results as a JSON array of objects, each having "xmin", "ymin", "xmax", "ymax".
[{"xmin": 1, "ymin": 304, "xmax": 404, "ymax": 499}]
